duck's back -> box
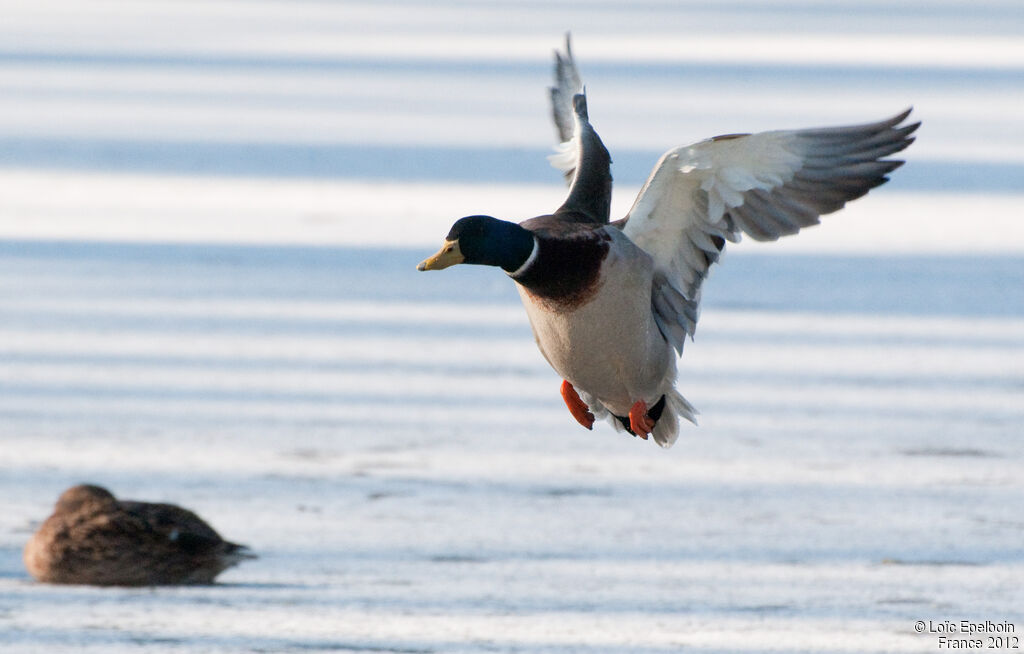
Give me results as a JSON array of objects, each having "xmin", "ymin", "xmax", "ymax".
[
  {"xmin": 23, "ymin": 505, "xmax": 144, "ymax": 585},
  {"xmin": 24, "ymin": 498, "xmax": 246, "ymax": 586}
]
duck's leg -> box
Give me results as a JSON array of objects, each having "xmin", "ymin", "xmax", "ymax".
[
  {"xmin": 560, "ymin": 380, "xmax": 594, "ymax": 430},
  {"xmin": 628, "ymin": 400, "xmax": 654, "ymax": 440}
]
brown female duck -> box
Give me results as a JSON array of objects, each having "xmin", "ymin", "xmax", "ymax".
[{"xmin": 24, "ymin": 484, "xmax": 254, "ymax": 586}]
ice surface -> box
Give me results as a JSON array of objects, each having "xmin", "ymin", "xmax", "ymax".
[
  {"xmin": 2, "ymin": 241, "xmax": 1021, "ymax": 654},
  {"xmin": 1, "ymin": 1, "xmax": 1022, "ymax": 653}
]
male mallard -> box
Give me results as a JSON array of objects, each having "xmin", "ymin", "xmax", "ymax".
[
  {"xmin": 24, "ymin": 484, "xmax": 255, "ymax": 585},
  {"xmin": 418, "ymin": 36, "xmax": 918, "ymax": 447}
]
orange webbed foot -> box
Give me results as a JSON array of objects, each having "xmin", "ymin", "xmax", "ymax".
[
  {"xmin": 628, "ymin": 400, "xmax": 654, "ymax": 440},
  {"xmin": 560, "ymin": 380, "xmax": 595, "ymax": 430}
]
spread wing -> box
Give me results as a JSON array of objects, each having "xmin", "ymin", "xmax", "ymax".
[
  {"xmin": 545, "ymin": 34, "xmax": 612, "ymax": 224},
  {"xmin": 620, "ymin": 110, "xmax": 920, "ymax": 353}
]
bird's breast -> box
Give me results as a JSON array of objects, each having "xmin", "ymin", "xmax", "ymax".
[{"xmin": 514, "ymin": 234, "xmax": 671, "ymax": 414}]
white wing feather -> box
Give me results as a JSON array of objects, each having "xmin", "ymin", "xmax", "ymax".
[{"xmin": 623, "ymin": 111, "xmax": 919, "ymax": 353}]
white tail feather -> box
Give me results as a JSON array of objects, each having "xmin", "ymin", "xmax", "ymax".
[
  {"xmin": 652, "ymin": 386, "xmax": 698, "ymax": 448},
  {"xmin": 579, "ymin": 386, "xmax": 698, "ymax": 448}
]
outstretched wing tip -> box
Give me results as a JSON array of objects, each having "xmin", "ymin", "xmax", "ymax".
[
  {"xmin": 549, "ymin": 32, "xmax": 585, "ymax": 149},
  {"xmin": 893, "ymin": 107, "xmax": 920, "ymax": 138}
]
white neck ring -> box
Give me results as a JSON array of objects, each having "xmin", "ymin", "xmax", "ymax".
[{"xmin": 506, "ymin": 237, "xmax": 539, "ymax": 278}]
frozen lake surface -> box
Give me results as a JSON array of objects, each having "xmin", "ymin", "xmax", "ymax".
[
  {"xmin": 1, "ymin": 1, "xmax": 1023, "ymax": 652},
  {"xmin": 1, "ymin": 241, "xmax": 1021, "ymax": 653}
]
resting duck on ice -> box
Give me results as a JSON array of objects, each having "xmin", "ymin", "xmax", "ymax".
[
  {"xmin": 24, "ymin": 484, "xmax": 255, "ymax": 585},
  {"xmin": 418, "ymin": 35, "xmax": 918, "ymax": 447}
]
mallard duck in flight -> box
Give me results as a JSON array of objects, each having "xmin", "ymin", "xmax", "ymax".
[{"xmin": 418, "ymin": 35, "xmax": 918, "ymax": 447}]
